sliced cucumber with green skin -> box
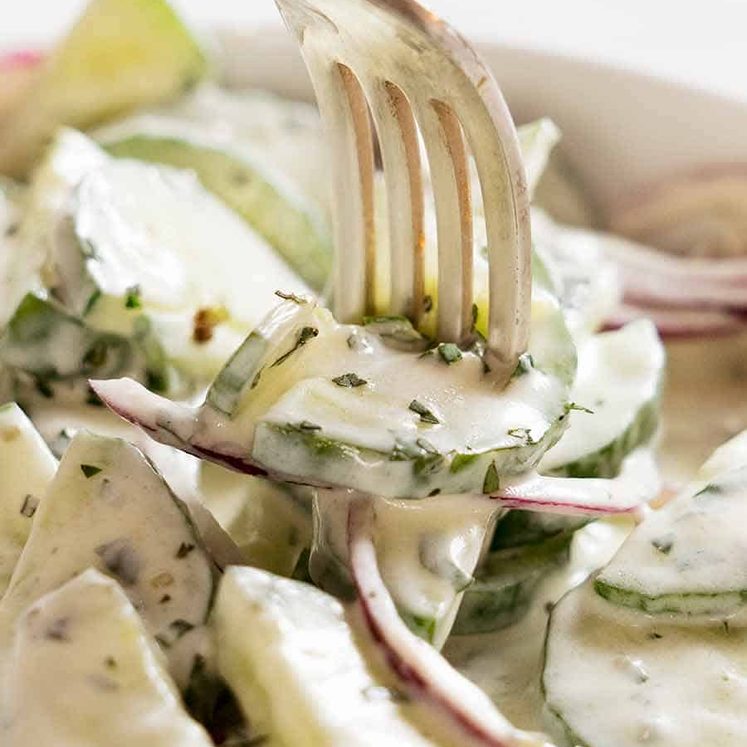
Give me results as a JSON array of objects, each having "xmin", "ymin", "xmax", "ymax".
[
  {"xmin": 489, "ymin": 510, "xmax": 587, "ymax": 551},
  {"xmin": 543, "ymin": 580, "xmax": 747, "ymax": 747},
  {"xmin": 95, "ymin": 298, "xmax": 570, "ymax": 498},
  {"xmin": 0, "ymin": 293, "xmax": 138, "ymax": 384},
  {"xmin": 0, "ymin": 0, "xmax": 208, "ymax": 177},
  {"xmin": 0, "ymin": 403, "xmax": 57, "ymax": 596},
  {"xmin": 594, "ymin": 460, "xmax": 747, "ymax": 617},
  {"xmin": 212, "ymin": 566, "xmax": 442, "ymax": 747},
  {"xmin": 453, "ymin": 533, "xmax": 572, "ymax": 636},
  {"xmin": 311, "ymin": 490, "xmax": 498, "ymax": 648},
  {"xmin": 105, "ymin": 133, "xmax": 333, "ymax": 291},
  {"xmin": 3, "ymin": 569, "xmax": 213, "ymax": 747},
  {"xmin": 198, "ymin": 463, "xmax": 312, "ymax": 577},
  {"xmin": 539, "ymin": 320, "xmax": 665, "ymax": 478},
  {"xmin": 0, "ymin": 432, "xmax": 216, "ymax": 687}
]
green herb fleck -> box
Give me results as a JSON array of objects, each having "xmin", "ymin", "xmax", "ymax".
[
  {"xmin": 507, "ymin": 427, "xmax": 537, "ymax": 446},
  {"xmin": 176, "ymin": 542, "xmax": 196, "ymax": 559},
  {"xmin": 34, "ymin": 377, "xmax": 54, "ymax": 399},
  {"xmin": 82, "ymin": 340, "xmax": 109, "ymax": 369},
  {"xmin": 482, "ymin": 462, "xmax": 500, "ymax": 493},
  {"xmin": 332, "ymin": 372, "xmax": 368, "ymax": 388},
  {"xmin": 565, "ymin": 402, "xmax": 595, "ymax": 415},
  {"xmin": 437, "ymin": 343, "xmax": 463, "ymax": 364},
  {"xmin": 19, "ymin": 494, "xmax": 38, "ymax": 518},
  {"xmin": 450, "ymin": 452, "xmax": 479, "ymax": 473},
  {"xmin": 274, "ymin": 290, "xmax": 305, "ymax": 304},
  {"xmin": 81, "ymin": 464, "xmax": 102, "ymax": 478},
  {"xmin": 298, "ymin": 420, "xmax": 322, "ymax": 431},
  {"xmin": 124, "ymin": 285, "xmax": 142, "ymax": 309},
  {"xmin": 170, "ymin": 619, "xmax": 195, "ymax": 639},
  {"xmin": 512, "ymin": 353, "xmax": 534, "ymax": 377},
  {"xmin": 271, "ymin": 326, "xmax": 319, "ymax": 367},
  {"xmin": 651, "ymin": 535, "xmax": 674, "ymax": 555},
  {"xmin": 409, "ymin": 399, "xmax": 439, "ymax": 424}
]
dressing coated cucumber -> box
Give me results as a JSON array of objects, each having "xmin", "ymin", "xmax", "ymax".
[
  {"xmin": 3, "ymin": 569, "xmax": 212, "ymax": 746},
  {"xmin": 453, "ymin": 532, "xmax": 572, "ymax": 635},
  {"xmin": 212, "ymin": 566, "xmax": 441, "ymax": 747},
  {"xmin": 0, "ymin": 403, "xmax": 57, "ymax": 596},
  {"xmin": 543, "ymin": 580, "xmax": 747, "ymax": 747},
  {"xmin": 0, "ymin": 432, "xmax": 215, "ymax": 686},
  {"xmin": 595, "ymin": 457, "xmax": 747, "ymax": 617},
  {"xmin": 540, "ymin": 320, "xmax": 664, "ymax": 478}
]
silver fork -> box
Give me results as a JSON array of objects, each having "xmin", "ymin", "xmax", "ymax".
[{"xmin": 275, "ymin": 0, "xmax": 531, "ymax": 380}]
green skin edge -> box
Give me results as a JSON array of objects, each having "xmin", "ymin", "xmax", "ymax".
[
  {"xmin": 105, "ymin": 136, "xmax": 332, "ymax": 291},
  {"xmin": 593, "ymin": 578, "xmax": 747, "ymax": 617},
  {"xmin": 257, "ymin": 415, "xmax": 567, "ymax": 498},
  {"xmin": 547, "ymin": 393, "xmax": 660, "ymax": 479}
]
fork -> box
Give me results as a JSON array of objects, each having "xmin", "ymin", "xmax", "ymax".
[{"xmin": 275, "ymin": 0, "xmax": 531, "ymax": 381}]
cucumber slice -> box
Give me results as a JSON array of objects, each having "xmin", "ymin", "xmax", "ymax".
[
  {"xmin": 543, "ymin": 580, "xmax": 747, "ymax": 747},
  {"xmin": 0, "ymin": 0, "xmax": 207, "ymax": 177},
  {"xmin": 594, "ymin": 460, "xmax": 747, "ymax": 616},
  {"xmin": 198, "ymin": 463, "xmax": 311, "ymax": 577},
  {"xmin": 539, "ymin": 320, "xmax": 664, "ymax": 478},
  {"xmin": 4, "ymin": 568, "xmax": 212, "ymax": 746},
  {"xmin": 0, "ymin": 403, "xmax": 57, "ymax": 596},
  {"xmin": 95, "ymin": 298, "xmax": 569, "ymax": 498},
  {"xmin": 311, "ymin": 490, "xmax": 497, "ymax": 647},
  {"xmin": 453, "ymin": 532, "xmax": 572, "ymax": 635},
  {"xmin": 0, "ymin": 293, "xmax": 138, "ymax": 384},
  {"xmin": 490, "ymin": 510, "xmax": 587, "ymax": 550},
  {"xmin": 0, "ymin": 432, "xmax": 215, "ymax": 686},
  {"xmin": 212, "ymin": 566, "xmax": 440, "ymax": 747},
  {"xmin": 104, "ymin": 131, "xmax": 332, "ymax": 291}
]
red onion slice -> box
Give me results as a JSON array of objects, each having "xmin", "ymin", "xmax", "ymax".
[{"xmin": 347, "ymin": 499, "xmax": 551, "ymax": 747}]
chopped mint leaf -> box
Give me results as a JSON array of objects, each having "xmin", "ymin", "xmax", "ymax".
[
  {"xmin": 565, "ymin": 402, "xmax": 594, "ymax": 415},
  {"xmin": 332, "ymin": 372, "xmax": 368, "ymax": 388},
  {"xmin": 507, "ymin": 427, "xmax": 537, "ymax": 446},
  {"xmin": 651, "ymin": 535, "xmax": 674, "ymax": 555},
  {"xmin": 437, "ymin": 343, "xmax": 463, "ymax": 364},
  {"xmin": 450, "ymin": 452, "xmax": 479, "ymax": 473},
  {"xmin": 271, "ymin": 326, "xmax": 319, "ymax": 367},
  {"xmin": 169, "ymin": 619, "xmax": 195, "ymax": 639},
  {"xmin": 80, "ymin": 464, "xmax": 102, "ymax": 478},
  {"xmin": 409, "ymin": 399, "xmax": 440, "ymax": 424},
  {"xmin": 19, "ymin": 494, "xmax": 38, "ymax": 518},
  {"xmin": 482, "ymin": 462, "xmax": 500, "ymax": 493},
  {"xmin": 298, "ymin": 421, "xmax": 322, "ymax": 431},
  {"xmin": 512, "ymin": 353, "xmax": 535, "ymax": 377},
  {"xmin": 124, "ymin": 285, "xmax": 142, "ymax": 309},
  {"xmin": 274, "ymin": 290, "xmax": 305, "ymax": 304},
  {"xmin": 176, "ymin": 542, "xmax": 196, "ymax": 559}
]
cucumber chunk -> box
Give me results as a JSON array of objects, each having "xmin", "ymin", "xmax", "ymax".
[
  {"xmin": 595, "ymin": 458, "xmax": 747, "ymax": 617},
  {"xmin": 0, "ymin": 0, "xmax": 208, "ymax": 176},
  {"xmin": 3, "ymin": 568, "xmax": 212, "ymax": 746},
  {"xmin": 96, "ymin": 298, "xmax": 570, "ymax": 498},
  {"xmin": 539, "ymin": 320, "xmax": 664, "ymax": 478},
  {"xmin": 453, "ymin": 532, "xmax": 572, "ymax": 635},
  {"xmin": 0, "ymin": 293, "xmax": 139, "ymax": 385},
  {"xmin": 0, "ymin": 403, "xmax": 57, "ymax": 596},
  {"xmin": 105, "ymin": 131, "xmax": 332, "ymax": 292},
  {"xmin": 0, "ymin": 432, "xmax": 215, "ymax": 686},
  {"xmin": 543, "ymin": 580, "xmax": 747, "ymax": 747},
  {"xmin": 212, "ymin": 566, "xmax": 441, "ymax": 747}
]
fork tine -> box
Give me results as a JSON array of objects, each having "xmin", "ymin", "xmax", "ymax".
[
  {"xmin": 299, "ymin": 52, "xmax": 377, "ymax": 322},
  {"xmin": 414, "ymin": 98, "xmax": 473, "ymax": 343},
  {"xmin": 365, "ymin": 79, "xmax": 425, "ymax": 322}
]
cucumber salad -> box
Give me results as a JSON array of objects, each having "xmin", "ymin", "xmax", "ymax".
[{"xmin": 0, "ymin": 1, "xmax": 746, "ymax": 746}]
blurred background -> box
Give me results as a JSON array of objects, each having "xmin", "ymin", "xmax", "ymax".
[{"xmin": 3, "ymin": 0, "xmax": 747, "ymax": 102}]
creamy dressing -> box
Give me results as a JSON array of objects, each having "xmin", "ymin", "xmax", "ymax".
[{"xmin": 444, "ymin": 518, "xmax": 633, "ymax": 732}]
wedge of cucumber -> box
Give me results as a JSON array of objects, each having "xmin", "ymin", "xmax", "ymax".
[
  {"xmin": 212, "ymin": 566, "xmax": 441, "ymax": 747},
  {"xmin": 95, "ymin": 297, "xmax": 571, "ymax": 498},
  {"xmin": 0, "ymin": 432, "xmax": 215, "ymax": 686},
  {"xmin": 453, "ymin": 532, "xmax": 572, "ymax": 635},
  {"xmin": 539, "ymin": 320, "xmax": 664, "ymax": 478},
  {"xmin": 543, "ymin": 580, "xmax": 747, "ymax": 747},
  {"xmin": 0, "ymin": 403, "xmax": 57, "ymax": 596},
  {"xmin": 3, "ymin": 569, "xmax": 213, "ymax": 746},
  {"xmin": 0, "ymin": 0, "xmax": 208, "ymax": 176},
  {"xmin": 595, "ymin": 458, "xmax": 747, "ymax": 617}
]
